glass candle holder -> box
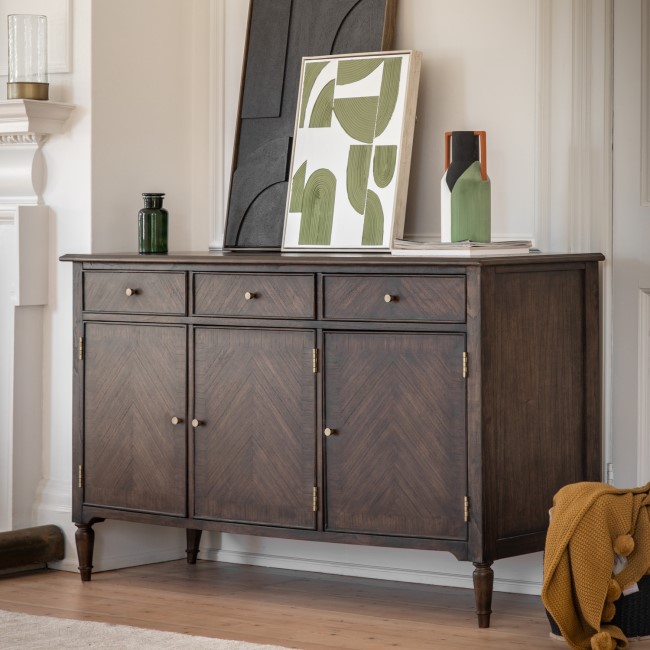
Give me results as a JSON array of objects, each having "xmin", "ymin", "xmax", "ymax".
[{"xmin": 7, "ymin": 14, "xmax": 49, "ymax": 100}]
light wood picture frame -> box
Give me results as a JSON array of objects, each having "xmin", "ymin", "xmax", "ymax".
[{"xmin": 282, "ymin": 50, "xmax": 421, "ymax": 252}]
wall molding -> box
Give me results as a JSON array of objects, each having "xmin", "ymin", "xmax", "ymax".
[
  {"xmin": 535, "ymin": 0, "xmax": 613, "ymax": 476},
  {"xmin": 534, "ymin": 0, "xmax": 613, "ymax": 251},
  {"xmin": 0, "ymin": 209, "xmax": 15, "ymax": 225},
  {"xmin": 0, "ymin": 134, "xmax": 46, "ymax": 146},
  {"xmin": 569, "ymin": 0, "xmax": 593, "ymax": 253},
  {"xmin": 596, "ymin": 1, "xmax": 615, "ymax": 480},
  {"xmin": 534, "ymin": 0, "xmax": 552, "ymax": 252},
  {"xmin": 208, "ymin": 0, "xmax": 226, "ymax": 250},
  {"xmin": 642, "ymin": 0, "xmax": 650, "ymax": 207},
  {"xmin": 638, "ymin": 290, "xmax": 650, "ymax": 484}
]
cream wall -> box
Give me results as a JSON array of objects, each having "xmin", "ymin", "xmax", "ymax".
[
  {"xmin": 91, "ymin": 0, "xmax": 210, "ymax": 253},
  {"xmin": 18, "ymin": 0, "xmax": 612, "ymax": 596}
]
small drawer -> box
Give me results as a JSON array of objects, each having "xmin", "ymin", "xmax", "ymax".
[
  {"xmin": 323, "ymin": 275, "xmax": 466, "ymax": 322},
  {"xmin": 83, "ymin": 271, "xmax": 186, "ymax": 314},
  {"xmin": 194, "ymin": 273, "xmax": 315, "ymax": 319}
]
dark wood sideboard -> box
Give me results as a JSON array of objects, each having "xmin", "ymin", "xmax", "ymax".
[{"xmin": 61, "ymin": 251, "xmax": 604, "ymax": 628}]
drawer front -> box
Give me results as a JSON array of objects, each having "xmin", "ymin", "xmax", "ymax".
[
  {"xmin": 84, "ymin": 271, "xmax": 187, "ymax": 314},
  {"xmin": 194, "ymin": 273, "xmax": 315, "ymax": 319},
  {"xmin": 323, "ymin": 275, "xmax": 466, "ymax": 322}
]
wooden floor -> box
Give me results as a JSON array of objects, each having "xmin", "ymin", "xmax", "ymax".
[{"xmin": 0, "ymin": 559, "xmax": 645, "ymax": 649}]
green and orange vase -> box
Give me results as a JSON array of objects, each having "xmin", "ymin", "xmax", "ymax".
[{"xmin": 440, "ymin": 131, "xmax": 491, "ymax": 242}]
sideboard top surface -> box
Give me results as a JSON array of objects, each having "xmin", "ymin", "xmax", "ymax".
[{"xmin": 60, "ymin": 251, "xmax": 605, "ymax": 268}]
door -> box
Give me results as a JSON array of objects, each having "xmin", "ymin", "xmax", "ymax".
[
  {"xmin": 83, "ymin": 322, "xmax": 187, "ymax": 516},
  {"xmin": 323, "ymin": 331, "xmax": 467, "ymax": 539},
  {"xmin": 193, "ymin": 327, "xmax": 316, "ymax": 528},
  {"xmin": 612, "ymin": 1, "xmax": 650, "ymax": 483}
]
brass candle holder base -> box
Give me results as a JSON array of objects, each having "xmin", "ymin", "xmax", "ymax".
[{"xmin": 7, "ymin": 82, "xmax": 49, "ymax": 101}]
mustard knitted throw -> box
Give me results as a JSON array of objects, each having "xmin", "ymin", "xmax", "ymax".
[{"xmin": 542, "ymin": 482, "xmax": 650, "ymax": 650}]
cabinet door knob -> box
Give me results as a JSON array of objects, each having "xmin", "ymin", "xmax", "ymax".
[
  {"xmin": 384, "ymin": 294, "xmax": 396, "ymax": 303},
  {"xmin": 192, "ymin": 419, "xmax": 202, "ymax": 428},
  {"xmin": 244, "ymin": 291, "xmax": 256, "ymax": 300},
  {"xmin": 125, "ymin": 288, "xmax": 137, "ymax": 297},
  {"xmin": 171, "ymin": 416, "xmax": 183, "ymax": 425},
  {"xmin": 324, "ymin": 428, "xmax": 336, "ymax": 437}
]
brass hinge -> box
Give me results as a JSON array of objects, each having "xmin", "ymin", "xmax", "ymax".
[
  {"xmin": 312, "ymin": 349, "xmax": 319, "ymax": 374},
  {"xmin": 313, "ymin": 486, "xmax": 319, "ymax": 512},
  {"xmin": 78, "ymin": 464, "xmax": 84, "ymax": 489},
  {"xmin": 78, "ymin": 337, "xmax": 84, "ymax": 361},
  {"xmin": 463, "ymin": 352, "xmax": 468, "ymax": 378},
  {"xmin": 464, "ymin": 495, "xmax": 470, "ymax": 522}
]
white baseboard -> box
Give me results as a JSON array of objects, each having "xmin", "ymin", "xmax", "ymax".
[
  {"xmin": 36, "ymin": 480, "xmax": 186, "ymax": 573},
  {"xmin": 48, "ymin": 534, "xmax": 186, "ymax": 574},
  {"xmin": 90, "ymin": 547, "xmax": 186, "ymax": 573},
  {"xmin": 204, "ymin": 547, "xmax": 543, "ymax": 596},
  {"xmin": 35, "ymin": 479, "xmax": 543, "ymax": 595}
]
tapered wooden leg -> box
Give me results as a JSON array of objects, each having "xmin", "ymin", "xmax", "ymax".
[
  {"xmin": 186, "ymin": 529, "xmax": 202, "ymax": 564},
  {"xmin": 74, "ymin": 519, "xmax": 103, "ymax": 582},
  {"xmin": 473, "ymin": 562, "xmax": 494, "ymax": 628}
]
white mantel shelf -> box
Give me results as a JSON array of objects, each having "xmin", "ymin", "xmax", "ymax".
[{"xmin": 0, "ymin": 99, "xmax": 74, "ymax": 136}]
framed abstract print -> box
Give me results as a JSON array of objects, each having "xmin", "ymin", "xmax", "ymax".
[{"xmin": 282, "ymin": 50, "xmax": 421, "ymax": 252}]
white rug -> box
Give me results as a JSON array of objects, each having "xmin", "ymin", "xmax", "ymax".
[{"xmin": 0, "ymin": 609, "xmax": 290, "ymax": 649}]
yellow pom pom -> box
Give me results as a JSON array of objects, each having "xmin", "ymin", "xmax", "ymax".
[
  {"xmin": 591, "ymin": 631, "xmax": 616, "ymax": 650},
  {"xmin": 606, "ymin": 579, "xmax": 622, "ymax": 602},
  {"xmin": 602, "ymin": 601, "xmax": 616, "ymax": 622},
  {"xmin": 614, "ymin": 534, "xmax": 635, "ymax": 557}
]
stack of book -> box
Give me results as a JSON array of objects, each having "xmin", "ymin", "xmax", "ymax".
[{"xmin": 391, "ymin": 238, "xmax": 534, "ymax": 256}]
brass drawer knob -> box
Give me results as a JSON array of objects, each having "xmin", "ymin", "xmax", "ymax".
[
  {"xmin": 171, "ymin": 416, "xmax": 183, "ymax": 425},
  {"xmin": 324, "ymin": 428, "xmax": 336, "ymax": 437},
  {"xmin": 192, "ymin": 419, "xmax": 202, "ymax": 428},
  {"xmin": 244, "ymin": 291, "xmax": 256, "ymax": 300},
  {"xmin": 384, "ymin": 294, "xmax": 396, "ymax": 303},
  {"xmin": 125, "ymin": 288, "xmax": 137, "ymax": 297}
]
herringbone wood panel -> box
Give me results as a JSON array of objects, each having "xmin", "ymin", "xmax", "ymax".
[
  {"xmin": 193, "ymin": 327, "xmax": 316, "ymax": 528},
  {"xmin": 324, "ymin": 332, "xmax": 467, "ymax": 538},
  {"xmin": 84, "ymin": 271, "xmax": 186, "ymax": 314},
  {"xmin": 194, "ymin": 273, "xmax": 315, "ymax": 318},
  {"xmin": 322, "ymin": 275, "xmax": 466, "ymax": 321},
  {"xmin": 84, "ymin": 323, "xmax": 187, "ymax": 515}
]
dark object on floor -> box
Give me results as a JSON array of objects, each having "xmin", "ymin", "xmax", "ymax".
[{"xmin": 0, "ymin": 525, "xmax": 64, "ymax": 570}]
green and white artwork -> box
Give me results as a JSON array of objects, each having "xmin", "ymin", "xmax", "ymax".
[{"xmin": 282, "ymin": 51, "xmax": 421, "ymax": 251}]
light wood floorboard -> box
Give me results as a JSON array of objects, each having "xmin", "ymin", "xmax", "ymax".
[{"xmin": 0, "ymin": 560, "xmax": 646, "ymax": 649}]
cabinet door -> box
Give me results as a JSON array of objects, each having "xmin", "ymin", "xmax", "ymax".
[
  {"xmin": 83, "ymin": 323, "xmax": 187, "ymax": 516},
  {"xmin": 193, "ymin": 328, "xmax": 316, "ymax": 529},
  {"xmin": 324, "ymin": 332, "xmax": 467, "ymax": 539}
]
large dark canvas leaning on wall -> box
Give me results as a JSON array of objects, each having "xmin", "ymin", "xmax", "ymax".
[{"xmin": 223, "ymin": 0, "xmax": 397, "ymax": 250}]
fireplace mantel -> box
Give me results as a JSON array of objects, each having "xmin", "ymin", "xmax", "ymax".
[
  {"xmin": 0, "ymin": 100, "xmax": 74, "ymax": 136},
  {"xmin": 0, "ymin": 100, "xmax": 74, "ymax": 532},
  {"xmin": 0, "ymin": 100, "xmax": 74, "ymax": 207}
]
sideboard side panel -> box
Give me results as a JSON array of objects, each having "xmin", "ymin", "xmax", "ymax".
[{"xmin": 482, "ymin": 264, "xmax": 601, "ymax": 548}]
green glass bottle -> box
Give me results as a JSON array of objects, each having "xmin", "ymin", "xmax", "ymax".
[{"xmin": 138, "ymin": 193, "xmax": 168, "ymax": 254}]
